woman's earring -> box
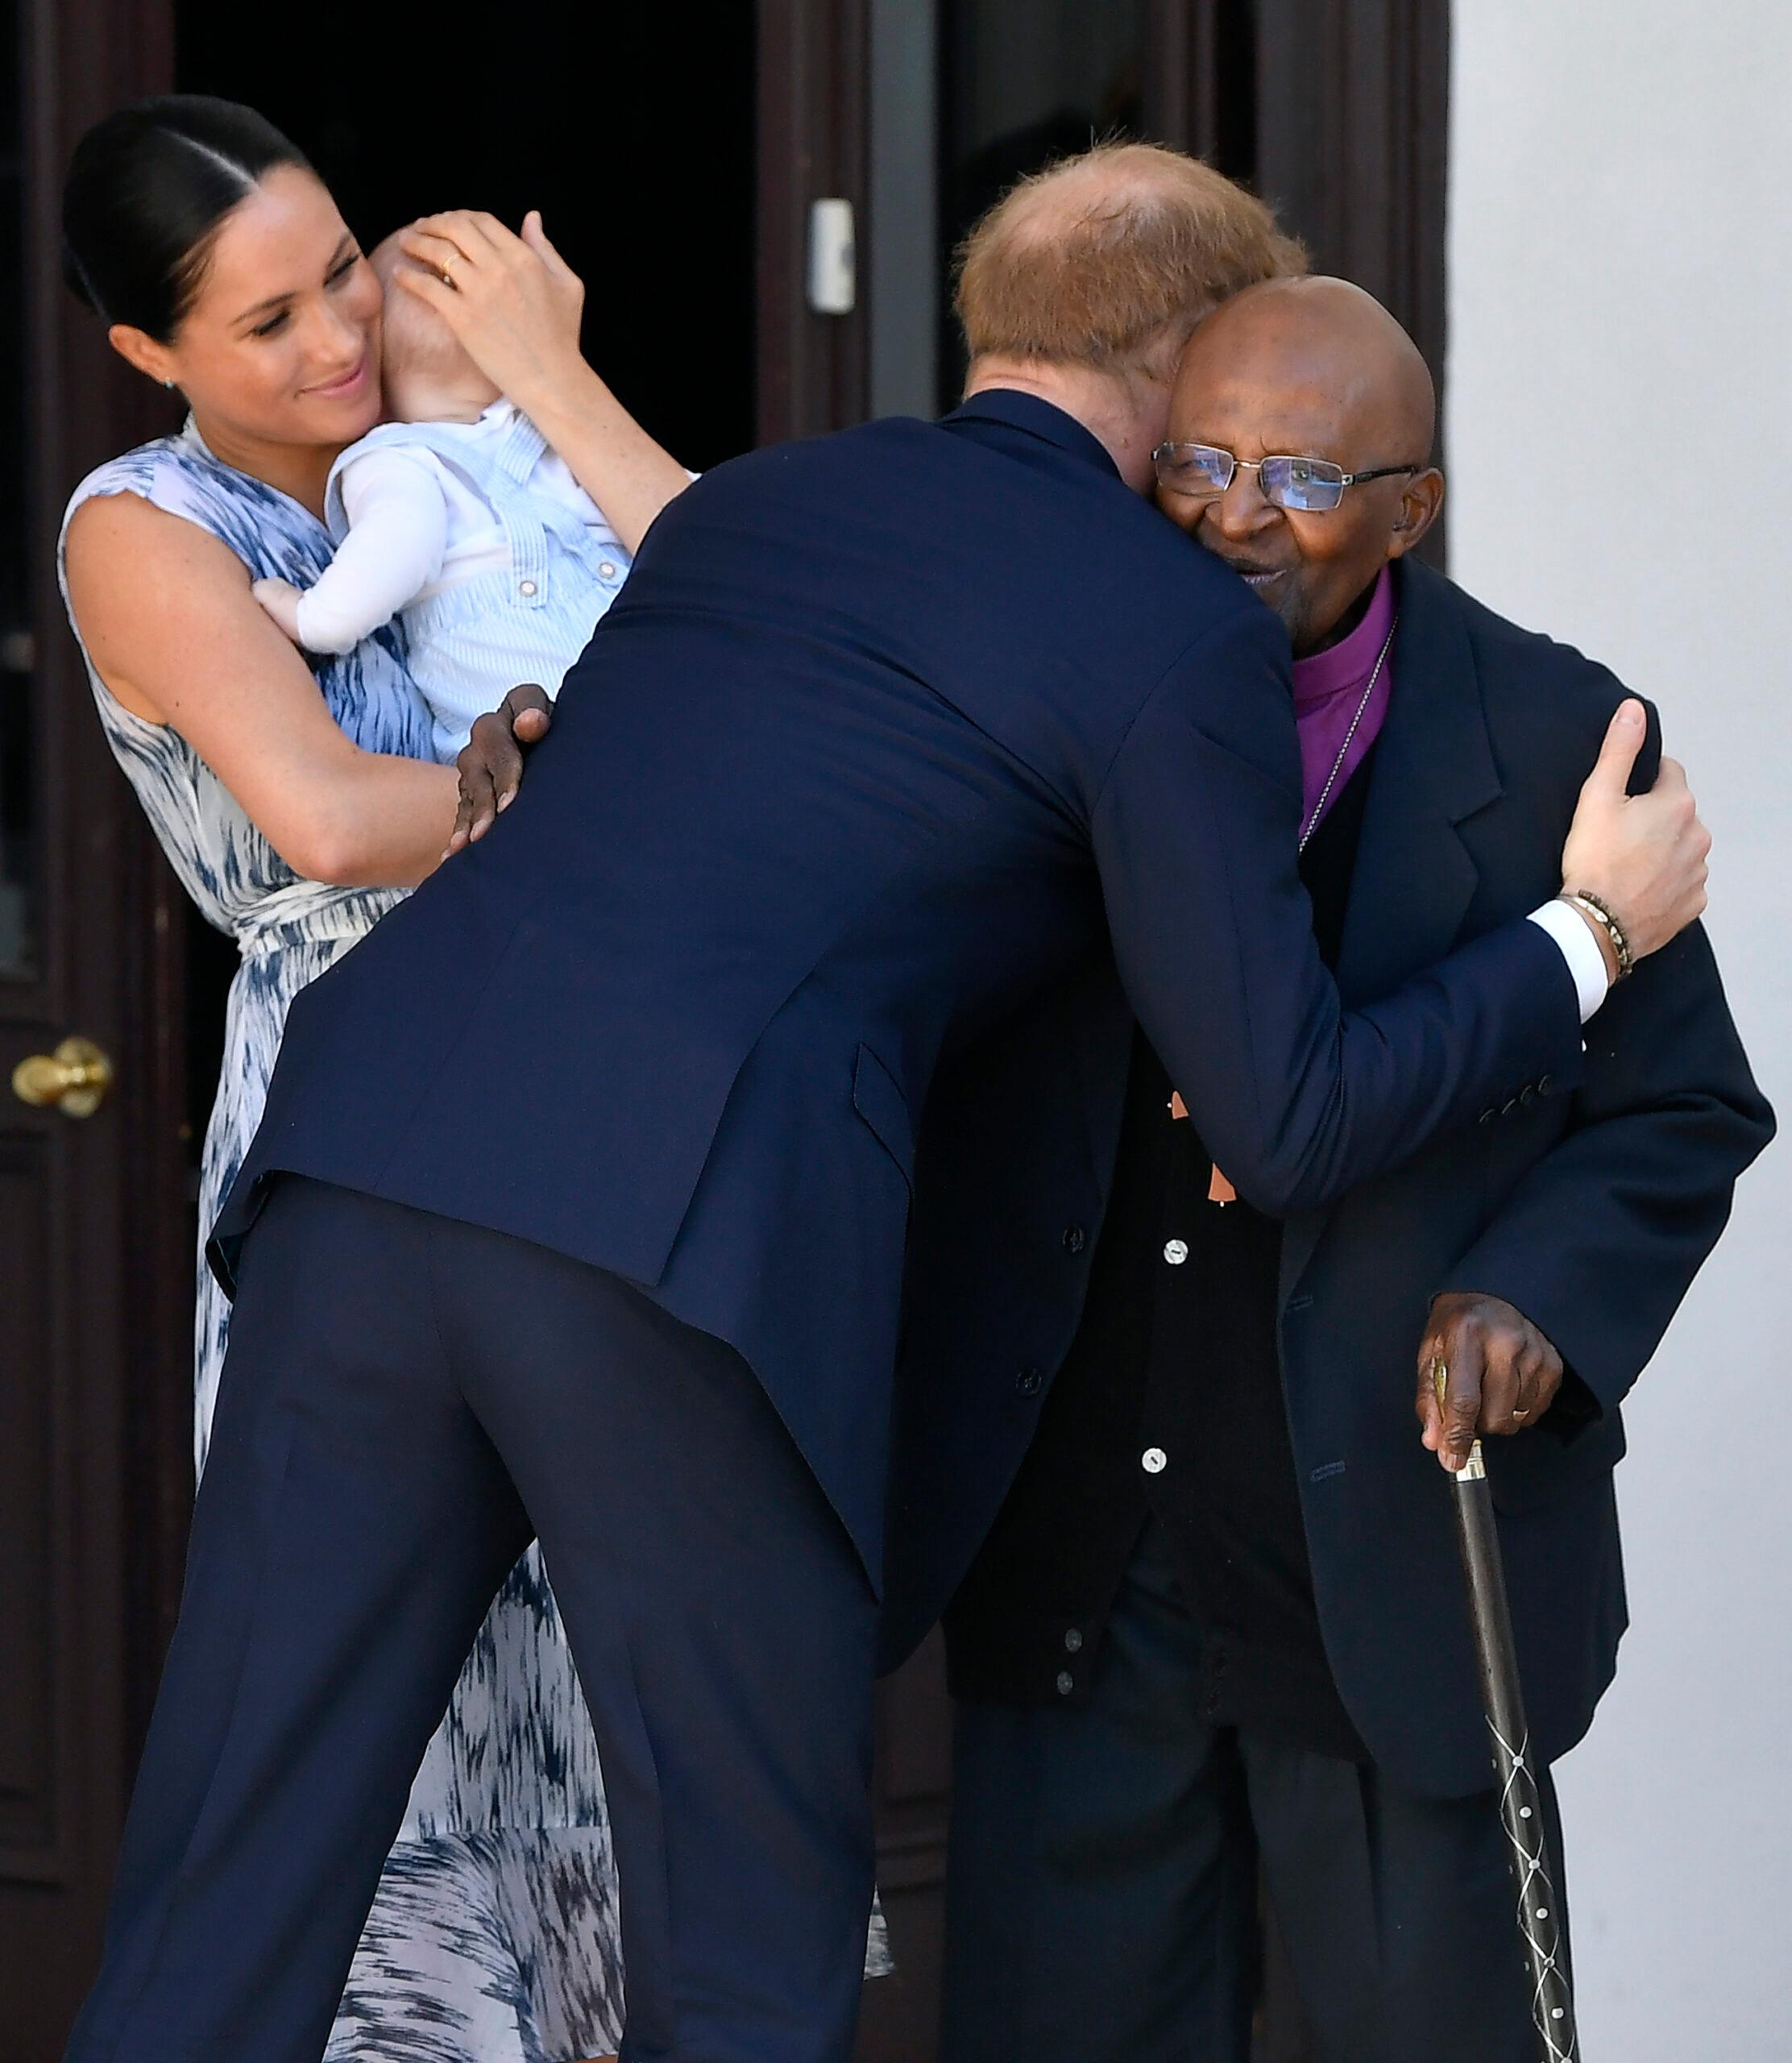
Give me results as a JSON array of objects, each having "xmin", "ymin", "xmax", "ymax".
[{"xmin": 163, "ymin": 380, "xmax": 175, "ymax": 390}]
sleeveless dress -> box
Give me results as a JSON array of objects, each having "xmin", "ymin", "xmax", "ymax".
[{"xmin": 59, "ymin": 421, "xmax": 629, "ymax": 2062}]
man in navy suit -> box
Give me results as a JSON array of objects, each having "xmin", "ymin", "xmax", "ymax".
[
  {"xmin": 935, "ymin": 280, "xmax": 1773, "ymax": 2063},
  {"xmin": 64, "ymin": 149, "xmax": 1713, "ymax": 2063}
]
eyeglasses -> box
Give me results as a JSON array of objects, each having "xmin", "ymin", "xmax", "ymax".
[{"xmin": 1151, "ymin": 442, "xmax": 1422, "ymax": 513}]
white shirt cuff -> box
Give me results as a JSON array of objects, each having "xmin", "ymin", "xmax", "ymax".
[{"xmin": 1526, "ymin": 899, "xmax": 1611, "ymax": 1023}]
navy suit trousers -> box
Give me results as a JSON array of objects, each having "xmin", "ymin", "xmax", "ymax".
[{"xmin": 66, "ymin": 1177, "xmax": 879, "ymax": 2063}]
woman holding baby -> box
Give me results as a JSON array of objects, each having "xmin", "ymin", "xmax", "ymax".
[{"xmin": 57, "ymin": 94, "xmax": 694, "ymax": 2063}]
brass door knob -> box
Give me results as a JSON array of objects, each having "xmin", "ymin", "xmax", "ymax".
[{"xmin": 12, "ymin": 1036, "xmax": 114, "ymax": 1118}]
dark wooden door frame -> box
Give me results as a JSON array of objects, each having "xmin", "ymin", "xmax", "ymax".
[
  {"xmin": 1250, "ymin": 0, "xmax": 1451, "ymax": 444},
  {"xmin": 31, "ymin": 0, "xmax": 192, "ymax": 1770},
  {"xmin": 756, "ymin": 0, "xmax": 1450, "ymax": 456},
  {"xmin": 2, "ymin": 2, "xmax": 191, "ymax": 2052},
  {"xmin": 755, "ymin": 0, "xmax": 872, "ymax": 446}
]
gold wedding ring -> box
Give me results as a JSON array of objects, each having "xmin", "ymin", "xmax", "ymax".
[{"xmin": 440, "ymin": 256, "xmax": 457, "ymax": 287}]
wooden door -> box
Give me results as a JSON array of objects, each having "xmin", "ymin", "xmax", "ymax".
[
  {"xmin": 2, "ymin": 6, "xmax": 1450, "ymax": 2058},
  {"xmin": 0, "ymin": 3, "xmax": 192, "ymax": 2055}
]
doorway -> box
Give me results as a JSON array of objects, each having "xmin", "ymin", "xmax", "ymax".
[
  {"xmin": 169, "ymin": 1, "xmax": 762, "ymax": 1279},
  {"xmin": 174, "ymin": 10, "xmax": 757, "ymax": 473},
  {"xmin": 1, "ymin": 6, "xmax": 1446, "ymax": 2059}
]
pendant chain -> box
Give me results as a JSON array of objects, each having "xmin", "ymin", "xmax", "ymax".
[{"xmin": 1298, "ymin": 611, "xmax": 1400, "ymax": 852}]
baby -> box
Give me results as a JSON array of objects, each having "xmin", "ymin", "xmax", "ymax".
[{"xmin": 255, "ymin": 231, "xmax": 630, "ymax": 758}]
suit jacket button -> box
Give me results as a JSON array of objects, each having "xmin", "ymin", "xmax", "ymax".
[
  {"xmin": 1163, "ymin": 1239, "xmax": 1189, "ymax": 1265},
  {"xmin": 1479, "ymin": 1108, "xmax": 1496, "ymax": 1126},
  {"xmin": 1520, "ymin": 1085, "xmax": 1537, "ymax": 1106},
  {"xmin": 1538, "ymin": 1073, "xmax": 1555, "ymax": 1096},
  {"xmin": 1056, "ymin": 1671, "xmax": 1075, "ymax": 1696},
  {"xmin": 1062, "ymin": 1224, "xmax": 1086, "ymax": 1254},
  {"xmin": 1064, "ymin": 1628, "xmax": 1084, "ymax": 1653},
  {"xmin": 1500, "ymin": 1098, "xmax": 1518, "ymax": 1117},
  {"xmin": 1142, "ymin": 1446, "xmax": 1168, "ymax": 1475},
  {"xmin": 1016, "ymin": 1366, "xmax": 1043, "ymax": 1397}
]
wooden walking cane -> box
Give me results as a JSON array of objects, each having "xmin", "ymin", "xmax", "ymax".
[{"xmin": 1433, "ymin": 1361, "xmax": 1580, "ymax": 2062}]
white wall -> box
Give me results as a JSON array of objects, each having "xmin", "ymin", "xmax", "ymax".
[{"xmin": 1447, "ymin": 6, "xmax": 1792, "ymax": 2054}]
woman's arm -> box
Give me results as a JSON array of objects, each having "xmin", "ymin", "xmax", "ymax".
[
  {"xmin": 66, "ymin": 492, "xmax": 458, "ymax": 886},
  {"xmin": 394, "ymin": 210, "xmax": 693, "ymax": 554}
]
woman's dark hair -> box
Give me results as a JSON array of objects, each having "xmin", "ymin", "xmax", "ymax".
[{"xmin": 62, "ymin": 95, "xmax": 315, "ymax": 341}]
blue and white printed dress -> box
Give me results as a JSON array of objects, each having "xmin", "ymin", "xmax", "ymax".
[{"xmin": 59, "ymin": 421, "xmax": 630, "ymax": 2062}]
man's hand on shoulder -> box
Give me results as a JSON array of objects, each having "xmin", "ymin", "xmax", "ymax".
[
  {"xmin": 446, "ymin": 683, "xmax": 554, "ymax": 858},
  {"xmin": 1416, "ymin": 1293, "xmax": 1565, "ymax": 1471},
  {"xmin": 1558, "ymin": 698, "xmax": 1709, "ymax": 969}
]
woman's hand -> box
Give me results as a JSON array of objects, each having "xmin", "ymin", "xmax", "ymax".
[
  {"xmin": 392, "ymin": 208, "xmax": 690, "ymax": 554},
  {"xmin": 395, "ymin": 210, "xmax": 586, "ymax": 414}
]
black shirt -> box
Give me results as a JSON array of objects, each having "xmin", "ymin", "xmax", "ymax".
[{"xmin": 944, "ymin": 750, "xmax": 1375, "ymax": 1760}]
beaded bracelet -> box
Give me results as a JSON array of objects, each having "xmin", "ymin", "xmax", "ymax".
[{"xmin": 1562, "ymin": 889, "xmax": 1634, "ymax": 982}]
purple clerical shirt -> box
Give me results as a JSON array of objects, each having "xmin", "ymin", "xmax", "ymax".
[{"xmin": 1292, "ymin": 562, "xmax": 1396, "ymax": 839}]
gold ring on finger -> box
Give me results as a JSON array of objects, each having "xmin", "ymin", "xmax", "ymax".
[{"xmin": 441, "ymin": 257, "xmax": 457, "ymax": 287}]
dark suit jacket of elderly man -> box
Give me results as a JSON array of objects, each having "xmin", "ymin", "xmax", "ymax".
[{"xmin": 885, "ymin": 555, "xmax": 1773, "ymax": 1800}]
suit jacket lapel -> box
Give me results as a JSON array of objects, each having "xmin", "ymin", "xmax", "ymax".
[{"xmin": 1280, "ymin": 561, "xmax": 1504, "ymax": 1296}]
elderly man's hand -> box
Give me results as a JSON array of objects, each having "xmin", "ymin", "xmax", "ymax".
[
  {"xmin": 1416, "ymin": 1293, "xmax": 1564, "ymax": 1472},
  {"xmin": 446, "ymin": 683, "xmax": 554, "ymax": 857}
]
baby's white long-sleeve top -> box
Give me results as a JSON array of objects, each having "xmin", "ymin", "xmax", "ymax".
[
  {"xmin": 293, "ymin": 405, "xmax": 629, "ymax": 656},
  {"xmin": 293, "ymin": 448, "xmax": 453, "ymax": 654}
]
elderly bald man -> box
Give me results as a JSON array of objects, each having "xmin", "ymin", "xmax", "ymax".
[{"xmin": 938, "ymin": 278, "xmax": 1772, "ymax": 2063}]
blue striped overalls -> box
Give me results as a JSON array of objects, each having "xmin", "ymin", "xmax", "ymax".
[{"xmin": 326, "ymin": 406, "xmax": 632, "ymax": 758}]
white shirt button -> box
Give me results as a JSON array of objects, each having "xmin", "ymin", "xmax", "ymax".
[
  {"xmin": 518, "ymin": 579, "xmax": 537, "ymax": 597},
  {"xmin": 599, "ymin": 560, "xmax": 618, "ymax": 580},
  {"xmin": 1142, "ymin": 1447, "xmax": 1168, "ymax": 1475},
  {"xmin": 1163, "ymin": 1239, "xmax": 1188, "ymax": 1265}
]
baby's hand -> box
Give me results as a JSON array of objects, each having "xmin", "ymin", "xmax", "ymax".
[{"xmin": 252, "ymin": 577, "xmax": 305, "ymax": 645}]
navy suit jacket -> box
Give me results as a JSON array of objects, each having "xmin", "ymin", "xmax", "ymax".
[
  {"xmin": 902, "ymin": 558, "xmax": 1773, "ymax": 1791},
  {"xmin": 219, "ymin": 395, "xmax": 1587, "ymax": 1613}
]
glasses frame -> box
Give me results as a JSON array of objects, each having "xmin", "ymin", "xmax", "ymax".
[{"xmin": 1150, "ymin": 442, "xmax": 1424, "ymax": 511}]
